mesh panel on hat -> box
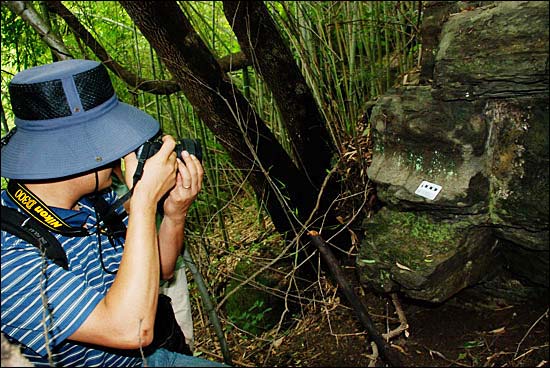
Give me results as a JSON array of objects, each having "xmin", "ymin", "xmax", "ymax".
[
  {"xmin": 74, "ymin": 64, "xmax": 115, "ymax": 111},
  {"xmin": 9, "ymin": 80, "xmax": 71, "ymax": 120}
]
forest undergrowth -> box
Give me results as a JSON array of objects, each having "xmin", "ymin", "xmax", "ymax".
[
  {"xmin": 188, "ymin": 190, "xmax": 549, "ymax": 367},
  {"xmin": 186, "ymin": 119, "xmax": 549, "ymax": 367}
]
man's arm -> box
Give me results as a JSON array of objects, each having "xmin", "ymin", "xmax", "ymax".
[
  {"xmin": 68, "ymin": 137, "xmax": 178, "ymax": 349},
  {"xmin": 158, "ymin": 150, "xmax": 203, "ymax": 280},
  {"xmin": 121, "ymin": 137, "xmax": 203, "ymax": 280}
]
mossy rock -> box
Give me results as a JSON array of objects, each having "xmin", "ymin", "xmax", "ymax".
[{"xmin": 357, "ymin": 208, "xmax": 497, "ymax": 302}]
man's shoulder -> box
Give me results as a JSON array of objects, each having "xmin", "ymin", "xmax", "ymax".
[{"xmin": 1, "ymin": 189, "xmax": 18, "ymax": 209}]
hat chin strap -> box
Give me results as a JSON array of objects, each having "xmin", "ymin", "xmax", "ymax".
[
  {"xmin": 88, "ymin": 147, "xmax": 152, "ymax": 241},
  {"xmin": 94, "ymin": 170, "xmax": 100, "ymax": 196},
  {"xmin": 91, "ymin": 170, "xmax": 121, "ymax": 275}
]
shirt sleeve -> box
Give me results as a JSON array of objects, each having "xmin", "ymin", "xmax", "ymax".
[{"xmin": 1, "ymin": 234, "xmax": 103, "ymax": 358}]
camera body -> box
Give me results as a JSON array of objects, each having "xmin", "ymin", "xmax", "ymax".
[
  {"xmin": 132, "ymin": 133, "xmax": 203, "ymax": 215},
  {"xmin": 136, "ymin": 135, "xmax": 202, "ymax": 163}
]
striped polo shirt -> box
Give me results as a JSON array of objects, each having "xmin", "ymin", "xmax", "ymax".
[{"xmin": 1, "ymin": 189, "xmax": 142, "ymax": 367}]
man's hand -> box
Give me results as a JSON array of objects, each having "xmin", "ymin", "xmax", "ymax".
[
  {"xmin": 124, "ymin": 135, "xmax": 178, "ymax": 204},
  {"xmin": 162, "ymin": 149, "xmax": 204, "ymax": 223}
]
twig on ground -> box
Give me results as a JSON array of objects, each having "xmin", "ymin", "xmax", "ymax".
[
  {"xmin": 390, "ymin": 343, "xmax": 407, "ymax": 355},
  {"xmin": 382, "ymin": 293, "xmax": 409, "ymax": 341},
  {"xmin": 514, "ymin": 344, "xmax": 550, "ymax": 362},
  {"xmin": 427, "ymin": 348, "xmax": 471, "ymax": 367},
  {"xmin": 366, "ymin": 341, "xmax": 379, "ymax": 367},
  {"xmin": 514, "ymin": 308, "xmax": 548, "ymax": 359},
  {"xmin": 485, "ymin": 350, "xmax": 513, "ymax": 365},
  {"xmin": 197, "ymin": 348, "xmax": 255, "ymax": 367}
]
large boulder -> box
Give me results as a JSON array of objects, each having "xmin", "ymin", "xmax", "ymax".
[{"xmin": 358, "ymin": 1, "xmax": 549, "ymax": 303}]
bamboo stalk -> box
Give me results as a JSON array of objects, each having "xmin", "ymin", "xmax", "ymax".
[
  {"xmin": 383, "ymin": 3, "xmax": 391, "ymax": 91},
  {"xmin": 149, "ymin": 45, "xmax": 162, "ymax": 129},
  {"xmin": 183, "ymin": 247, "xmax": 233, "ymax": 366}
]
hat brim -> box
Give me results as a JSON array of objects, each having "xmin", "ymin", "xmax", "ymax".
[{"xmin": 1, "ymin": 101, "xmax": 159, "ymax": 180}]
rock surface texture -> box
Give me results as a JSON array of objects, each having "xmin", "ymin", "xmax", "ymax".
[{"xmin": 358, "ymin": 1, "xmax": 549, "ymax": 303}]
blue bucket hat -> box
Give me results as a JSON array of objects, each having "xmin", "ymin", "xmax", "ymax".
[{"xmin": 1, "ymin": 59, "xmax": 159, "ymax": 180}]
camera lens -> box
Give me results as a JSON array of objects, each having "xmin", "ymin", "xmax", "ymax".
[{"xmin": 178, "ymin": 139, "xmax": 202, "ymax": 163}]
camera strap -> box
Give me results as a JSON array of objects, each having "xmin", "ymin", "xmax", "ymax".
[
  {"xmin": 6, "ymin": 180, "xmax": 89, "ymax": 237},
  {"xmin": 1, "ymin": 204, "xmax": 70, "ymax": 270},
  {"xmin": 100, "ymin": 140, "xmax": 153, "ymax": 222}
]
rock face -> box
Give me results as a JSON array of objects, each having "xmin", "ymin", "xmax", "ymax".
[{"xmin": 358, "ymin": 1, "xmax": 549, "ymax": 303}]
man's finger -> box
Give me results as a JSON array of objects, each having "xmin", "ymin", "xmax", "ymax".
[{"xmin": 156, "ymin": 135, "xmax": 176, "ymax": 158}]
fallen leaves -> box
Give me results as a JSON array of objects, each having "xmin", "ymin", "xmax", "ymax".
[{"xmin": 395, "ymin": 261, "xmax": 413, "ymax": 271}]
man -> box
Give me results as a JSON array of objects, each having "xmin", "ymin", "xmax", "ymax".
[{"xmin": 1, "ymin": 59, "xmax": 224, "ymax": 367}]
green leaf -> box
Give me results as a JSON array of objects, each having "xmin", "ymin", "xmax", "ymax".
[
  {"xmin": 463, "ymin": 340, "xmax": 484, "ymax": 349},
  {"xmin": 360, "ymin": 259, "xmax": 377, "ymax": 264}
]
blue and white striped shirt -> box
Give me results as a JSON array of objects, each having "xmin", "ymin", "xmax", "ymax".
[{"xmin": 1, "ymin": 189, "xmax": 142, "ymax": 367}]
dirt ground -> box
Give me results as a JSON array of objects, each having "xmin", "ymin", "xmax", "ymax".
[
  {"xmin": 195, "ymin": 264, "xmax": 549, "ymax": 368},
  {"xmin": 264, "ymin": 291, "xmax": 548, "ymax": 367},
  {"xmin": 245, "ymin": 281, "xmax": 549, "ymax": 367}
]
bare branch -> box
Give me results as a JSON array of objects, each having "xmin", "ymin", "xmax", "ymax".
[
  {"xmin": 42, "ymin": 1, "xmax": 250, "ymax": 95},
  {"xmin": 45, "ymin": 0, "xmax": 180, "ymax": 94},
  {"xmin": 307, "ymin": 231, "xmax": 404, "ymax": 367},
  {"xmin": 4, "ymin": 1, "xmax": 72, "ymax": 61},
  {"xmin": 217, "ymin": 51, "xmax": 251, "ymax": 73}
]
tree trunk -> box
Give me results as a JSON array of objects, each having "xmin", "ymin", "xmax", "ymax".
[
  {"xmin": 222, "ymin": 1, "xmax": 349, "ymax": 250},
  {"xmin": 120, "ymin": 1, "xmax": 318, "ymax": 234},
  {"xmin": 222, "ymin": 1, "xmax": 335, "ymax": 190}
]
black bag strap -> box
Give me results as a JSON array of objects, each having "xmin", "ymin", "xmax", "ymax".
[
  {"xmin": 87, "ymin": 193, "xmax": 127, "ymax": 239},
  {"xmin": 1, "ymin": 205, "xmax": 69, "ymax": 270}
]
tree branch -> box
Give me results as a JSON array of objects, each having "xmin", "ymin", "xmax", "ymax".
[
  {"xmin": 217, "ymin": 51, "xmax": 251, "ymax": 73},
  {"xmin": 4, "ymin": 1, "xmax": 72, "ymax": 61},
  {"xmin": 43, "ymin": 1, "xmax": 250, "ymax": 95},
  {"xmin": 45, "ymin": 0, "xmax": 179, "ymax": 94},
  {"xmin": 120, "ymin": 0, "xmax": 316, "ymax": 233},
  {"xmin": 307, "ymin": 231, "xmax": 404, "ymax": 367}
]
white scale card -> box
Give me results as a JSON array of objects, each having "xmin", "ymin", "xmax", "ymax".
[{"xmin": 414, "ymin": 180, "xmax": 442, "ymax": 200}]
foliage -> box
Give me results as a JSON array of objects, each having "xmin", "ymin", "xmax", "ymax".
[
  {"xmin": 1, "ymin": 0, "xmax": 422, "ymax": 197},
  {"xmin": 267, "ymin": 1, "xmax": 421, "ymax": 148},
  {"xmin": 0, "ymin": 3, "xmax": 51, "ymax": 70},
  {"xmin": 227, "ymin": 299, "xmax": 273, "ymax": 337},
  {"xmin": 1, "ymin": 3, "xmax": 49, "ymax": 133},
  {"xmin": 392, "ymin": 211, "xmax": 456, "ymax": 244}
]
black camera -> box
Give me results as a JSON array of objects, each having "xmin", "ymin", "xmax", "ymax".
[
  {"xmin": 132, "ymin": 132, "xmax": 202, "ymax": 188},
  {"xmin": 135, "ymin": 133, "xmax": 202, "ymax": 164},
  {"xmin": 132, "ymin": 133, "xmax": 203, "ymax": 215}
]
